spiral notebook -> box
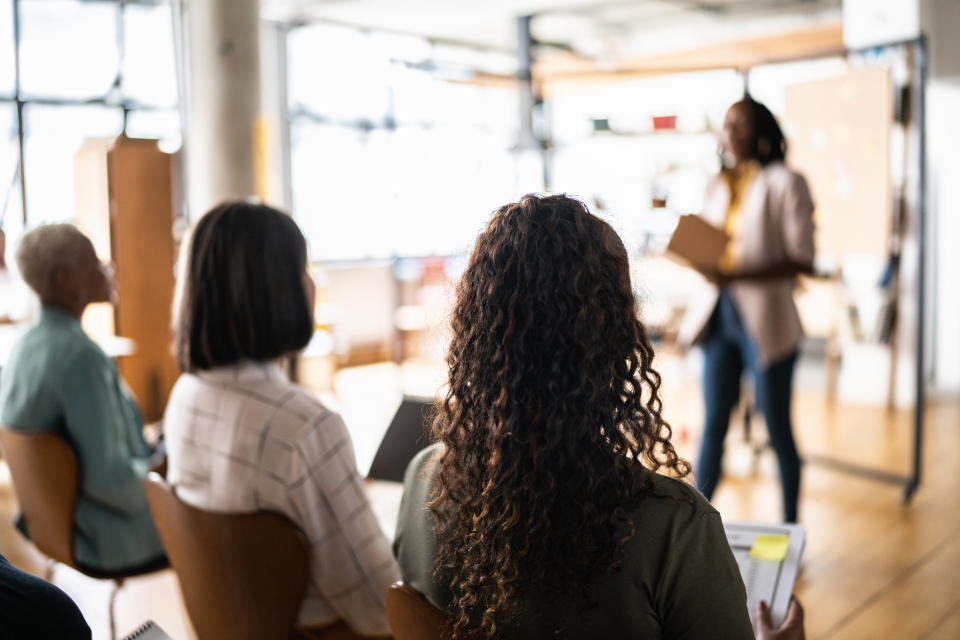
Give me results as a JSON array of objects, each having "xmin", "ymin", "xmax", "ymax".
[{"xmin": 121, "ymin": 620, "xmax": 173, "ymax": 640}]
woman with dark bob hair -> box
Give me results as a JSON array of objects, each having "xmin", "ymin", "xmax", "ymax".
[
  {"xmin": 394, "ymin": 194, "xmax": 804, "ymax": 639},
  {"xmin": 163, "ymin": 201, "xmax": 398, "ymax": 638}
]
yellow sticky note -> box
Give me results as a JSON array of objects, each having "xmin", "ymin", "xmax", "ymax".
[{"xmin": 750, "ymin": 535, "xmax": 789, "ymax": 561}]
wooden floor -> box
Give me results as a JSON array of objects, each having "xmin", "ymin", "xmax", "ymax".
[
  {"xmin": 716, "ymin": 398, "xmax": 960, "ymax": 639},
  {"xmin": 1, "ymin": 360, "xmax": 958, "ymax": 639}
]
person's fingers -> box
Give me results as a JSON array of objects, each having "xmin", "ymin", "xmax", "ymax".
[
  {"xmin": 787, "ymin": 598, "xmax": 803, "ymax": 622},
  {"xmin": 783, "ymin": 598, "xmax": 805, "ymax": 639},
  {"xmin": 783, "ymin": 598, "xmax": 804, "ymax": 626},
  {"xmin": 753, "ymin": 602, "xmax": 763, "ymax": 637},
  {"xmin": 759, "ymin": 601, "xmax": 771, "ymax": 618},
  {"xmin": 756, "ymin": 600, "xmax": 773, "ymax": 629},
  {"xmin": 753, "ymin": 601, "xmax": 773, "ymax": 639}
]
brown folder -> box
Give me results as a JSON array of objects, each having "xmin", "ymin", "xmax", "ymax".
[{"xmin": 665, "ymin": 214, "xmax": 729, "ymax": 269}]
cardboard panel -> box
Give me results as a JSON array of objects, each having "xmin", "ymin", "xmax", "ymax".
[
  {"xmin": 784, "ymin": 67, "xmax": 892, "ymax": 258},
  {"xmin": 106, "ymin": 138, "xmax": 179, "ymax": 422}
]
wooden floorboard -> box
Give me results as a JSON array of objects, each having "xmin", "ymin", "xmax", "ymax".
[
  {"xmin": 664, "ymin": 386, "xmax": 960, "ymax": 640},
  {"xmin": 828, "ymin": 532, "xmax": 960, "ymax": 639},
  {"xmin": 0, "ymin": 363, "xmax": 957, "ymax": 639},
  {"xmin": 923, "ymin": 604, "xmax": 960, "ymax": 640}
]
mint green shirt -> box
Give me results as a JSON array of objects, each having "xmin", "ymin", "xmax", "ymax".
[
  {"xmin": 395, "ymin": 444, "xmax": 754, "ymax": 639},
  {"xmin": 0, "ymin": 306, "xmax": 163, "ymax": 572}
]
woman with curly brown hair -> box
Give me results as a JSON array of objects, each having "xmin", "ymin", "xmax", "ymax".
[{"xmin": 393, "ymin": 194, "xmax": 804, "ymax": 639}]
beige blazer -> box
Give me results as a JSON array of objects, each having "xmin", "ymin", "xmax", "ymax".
[{"xmin": 678, "ymin": 162, "xmax": 815, "ymax": 366}]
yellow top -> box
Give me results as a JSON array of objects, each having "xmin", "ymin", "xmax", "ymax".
[{"xmin": 719, "ymin": 161, "xmax": 760, "ymax": 271}]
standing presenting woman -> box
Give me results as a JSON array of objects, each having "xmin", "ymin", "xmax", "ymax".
[{"xmin": 681, "ymin": 95, "xmax": 816, "ymax": 523}]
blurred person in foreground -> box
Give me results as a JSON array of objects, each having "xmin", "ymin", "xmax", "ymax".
[
  {"xmin": 163, "ymin": 201, "xmax": 398, "ymax": 638},
  {"xmin": 0, "ymin": 552, "xmax": 91, "ymax": 638},
  {"xmin": 393, "ymin": 194, "xmax": 805, "ymax": 639},
  {"xmin": 680, "ymin": 95, "xmax": 816, "ymax": 524},
  {"xmin": 0, "ymin": 224, "xmax": 165, "ymax": 573}
]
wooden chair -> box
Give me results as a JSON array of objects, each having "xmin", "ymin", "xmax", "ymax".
[
  {"xmin": 0, "ymin": 427, "xmax": 167, "ymax": 639},
  {"xmin": 144, "ymin": 472, "xmax": 313, "ymax": 640},
  {"xmin": 386, "ymin": 581, "xmax": 492, "ymax": 640}
]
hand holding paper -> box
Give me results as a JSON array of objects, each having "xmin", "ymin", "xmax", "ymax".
[{"xmin": 755, "ymin": 599, "xmax": 806, "ymax": 640}]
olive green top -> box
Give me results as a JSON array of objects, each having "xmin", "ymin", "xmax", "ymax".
[{"xmin": 394, "ymin": 444, "xmax": 754, "ymax": 639}]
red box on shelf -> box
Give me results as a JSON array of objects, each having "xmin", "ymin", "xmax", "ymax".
[{"xmin": 652, "ymin": 115, "xmax": 677, "ymax": 130}]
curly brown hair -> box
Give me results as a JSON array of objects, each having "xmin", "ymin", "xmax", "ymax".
[{"xmin": 429, "ymin": 194, "xmax": 690, "ymax": 638}]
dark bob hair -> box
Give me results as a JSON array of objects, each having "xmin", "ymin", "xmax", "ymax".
[
  {"xmin": 173, "ymin": 201, "xmax": 313, "ymax": 372},
  {"xmin": 739, "ymin": 94, "xmax": 787, "ymax": 166}
]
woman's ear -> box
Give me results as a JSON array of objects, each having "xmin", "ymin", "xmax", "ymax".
[
  {"xmin": 50, "ymin": 265, "xmax": 74, "ymax": 299},
  {"xmin": 757, "ymin": 137, "xmax": 771, "ymax": 157}
]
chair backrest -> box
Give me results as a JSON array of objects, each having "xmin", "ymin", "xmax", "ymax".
[
  {"xmin": 0, "ymin": 427, "xmax": 78, "ymax": 566},
  {"xmin": 386, "ymin": 581, "xmax": 492, "ymax": 640},
  {"xmin": 144, "ymin": 472, "xmax": 310, "ymax": 640}
]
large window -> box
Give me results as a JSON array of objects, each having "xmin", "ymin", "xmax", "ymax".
[
  {"xmin": 19, "ymin": 1, "xmax": 119, "ymax": 100},
  {"xmin": 0, "ymin": 1, "xmax": 15, "ymax": 97},
  {"xmin": 0, "ymin": 0, "xmax": 180, "ymax": 266},
  {"xmin": 287, "ymin": 22, "xmax": 537, "ymax": 261},
  {"xmin": 0, "ymin": 101, "xmax": 19, "ymax": 238}
]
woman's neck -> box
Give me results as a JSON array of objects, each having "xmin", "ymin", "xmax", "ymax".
[
  {"xmin": 41, "ymin": 296, "xmax": 86, "ymax": 319},
  {"xmin": 729, "ymin": 158, "xmax": 754, "ymax": 175}
]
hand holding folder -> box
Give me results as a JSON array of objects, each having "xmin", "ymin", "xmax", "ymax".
[{"xmin": 665, "ymin": 214, "xmax": 729, "ymax": 271}]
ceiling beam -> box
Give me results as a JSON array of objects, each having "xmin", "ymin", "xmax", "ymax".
[{"xmin": 538, "ymin": 22, "xmax": 844, "ymax": 91}]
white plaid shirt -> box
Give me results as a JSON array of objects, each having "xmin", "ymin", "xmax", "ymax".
[{"xmin": 163, "ymin": 361, "xmax": 400, "ymax": 636}]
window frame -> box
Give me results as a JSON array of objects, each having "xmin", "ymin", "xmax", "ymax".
[{"xmin": 0, "ymin": 0, "xmax": 181, "ymax": 231}]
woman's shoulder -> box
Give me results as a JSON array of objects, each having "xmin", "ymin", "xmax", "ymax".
[
  {"xmin": 633, "ymin": 473, "xmax": 718, "ymax": 522},
  {"xmin": 0, "ymin": 553, "xmax": 91, "ymax": 638},
  {"xmin": 168, "ymin": 365, "xmax": 343, "ymax": 433},
  {"xmin": 403, "ymin": 442, "xmax": 443, "ymax": 488},
  {"xmin": 277, "ymin": 379, "xmax": 338, "ymax": 419},
  {"xmin": 622, "ymin": 475, "xmax": 730, "ymax": 576},
  {"xmin": 760, "ymin": 161, "xmax": 809, "ymax": 189},
  {"xmin": 704, "ymin": 171, "xmax": 727, "ymax": 195}
]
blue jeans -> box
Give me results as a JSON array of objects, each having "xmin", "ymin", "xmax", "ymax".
[{"xmin": 695, "ymin": 291, "xmax": 801, "ymax": 523}]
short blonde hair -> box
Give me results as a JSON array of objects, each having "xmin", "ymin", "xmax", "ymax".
[{"xmin": 15, "ymin": 224, "xmax": 89, "ymax": 299}]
